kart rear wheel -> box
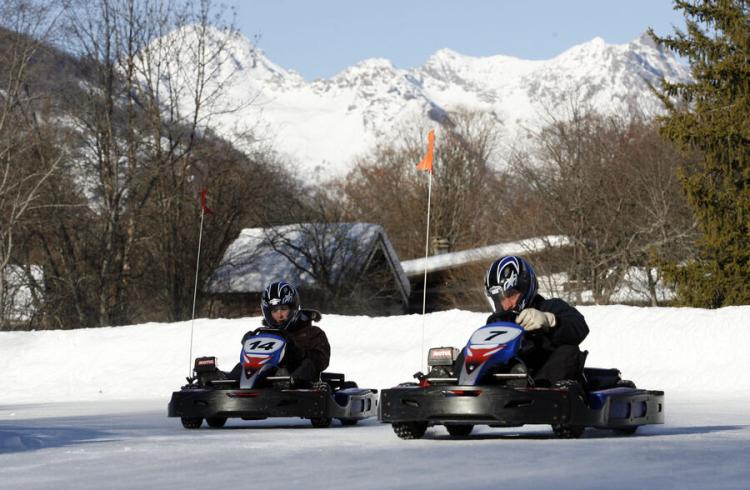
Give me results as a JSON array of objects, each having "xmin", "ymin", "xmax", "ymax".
[
  {"xmin": 310, "ymin": 417, "xmax": 332, "ymax": 428},
  {"xmin": 206, "ymin": 416, "xmax": 227, "ymax": 428},
  {"xmin": 392, "ymin": 422, "xmax": 428, "ymax": 440},
  {"xmin": 552, "ymin": 424, "xmax": 584, "ymax": 439},
  {"xmin": 339, "ymin": 418, "xmax": 358, "ymax": 426},
  {"xmin": 446, "ymin": 424, "xmax": 474, "ymax": 437},
  {"xmin": 181, "ymin": 417, "xmax": 203, "ymax": 429}
]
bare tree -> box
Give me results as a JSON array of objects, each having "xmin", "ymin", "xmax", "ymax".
[
  {"xmin": 0, "ymin": 1, "xmax": 64, "ymax": 328},
  {"xmin": 337, "ymin": 109, "xmax": 507, "ymax": 260},
  {"xmin": 510, "ymin": 111, "xmax": 695, "ymax": 305},
  {"xmin": 328, "ymin": 109, "xmax": 513, "ymax": 310},
  {"xmin": 51, "ymin": 0, "xmax": 243, "ymax": 325}
]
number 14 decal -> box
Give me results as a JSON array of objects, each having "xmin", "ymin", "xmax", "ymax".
[{"xmin": 246, "ymin": 340, "xmax": 277, "ymax": 351}]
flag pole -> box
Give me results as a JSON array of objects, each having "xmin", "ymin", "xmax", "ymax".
[
  {"xmin": 188, "ymin": 199, "xmax": 207, "ymax": 379},
  {"xmin": 420, "ymin": 170, "xmax": 433, "ymax": 370},
  {"xmin": 415, "ymin": 128, "xmax": 435, "ymax": 372}
]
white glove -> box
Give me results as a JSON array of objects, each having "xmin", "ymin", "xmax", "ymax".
[{"xmin": 517, "ymin": 308, "xmax": 556, "ymax": 332}]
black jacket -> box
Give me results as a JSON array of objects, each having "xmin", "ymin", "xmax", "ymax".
[
  {"xmin": 242, "ymin": 309, "xmax": 331, "ymax": 383},
  {"xmin": 486, "ymin": 294, "xmax": 589, "ymax": 350}
]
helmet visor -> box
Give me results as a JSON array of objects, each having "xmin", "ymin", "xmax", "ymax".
[{"xmin": 485, "ymin": 286, "xmax": 519, "ymax": 312}]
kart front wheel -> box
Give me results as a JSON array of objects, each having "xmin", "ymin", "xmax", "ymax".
[
  {"xmin": 339, "ymin": 418, "xmax": 358, "ymax": 426},
  {"xmin": 393, "ymin": 422, "xmax": 428, "ymax": 440},
  {"xmin": 552, "ymin": 424, "xmax": 584, "ymax": 439},
  {"xmin": 206, "ymin": 417, "xmax": 227, "ymax": 428},
  {"xmin": 181, "ymin": 417, "xmax": 203, "ymax": 429},
  {"xmin": 310, "ymin": 417, "xmax": 332, "ymax": 428},
  {"xmin": 614, "ymin": 426, "xmax": 638, "ymax": 435},
  {"xmin": 446, "ymin": 424, "xmax": 474, "ymax": 437}
]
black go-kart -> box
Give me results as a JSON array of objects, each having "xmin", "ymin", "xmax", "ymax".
[
  {"xmin": 379, "ymin": 321, "xmax": 664, "ymax": 439},
  {"xmin": 168, "ymin": 328, "xmax": 378, "ymax": 429}
]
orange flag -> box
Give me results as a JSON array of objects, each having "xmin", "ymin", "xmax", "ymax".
[{"xmin": 416, "ymin": 129, "xmax": 435, "ymax": 172}]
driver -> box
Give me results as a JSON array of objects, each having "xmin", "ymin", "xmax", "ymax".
[
  {"xmin": 229, "ymin": 280, "xmax": 330, "ymax": 387},
  {"xmin": 483, "ymin": 256, "xmax": 589, "ymax": 386}
]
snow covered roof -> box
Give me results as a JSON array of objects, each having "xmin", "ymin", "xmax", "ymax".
[
  {"xmin": 205, "ymin": 223, "xmax": 410, "ymax": 298},
  {"xmin": 400, "ymin": 235, "xmax": 570, "ymax": 276}
]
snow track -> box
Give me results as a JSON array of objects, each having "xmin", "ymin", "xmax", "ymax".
[
  {"xmin": 1, "ymin": 307, "xmax": 748, "ymax": 488},
  {"xmin": 1, "ymin": 397, "xmax": 749, "ymax": 489}
]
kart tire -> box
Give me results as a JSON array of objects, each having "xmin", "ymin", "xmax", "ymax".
[
  {"xmin": 181, "ymin": 417, "xmax": 203, "ymax": 429},
  {"xmin": 615, "ymin": 426, "xmax": 638, "ymax": 435},
  {"xmin": 446, "ymin": 424, "xmax": 474, "ymax": 437},
  {"xmin": 339, "ymin": 418, "xmax": 358, "ymax": 426},
  {"xmin": 617, "ymin": 380, "xmax": 636, "ymax": 389},
  {"xmin": 310, "ymin": 417, "xmax": 332, "ymax": 428},
  {"xmin": 393, "ymin": 422, "xmax": 428, "ymax": 440},
  {"xmin": 552, "ymin": 424, "xmax": 584, "ymax": 439},
  {"xmin": 206, "ymin": 417, "xmax": 227, "ymax": 428}
]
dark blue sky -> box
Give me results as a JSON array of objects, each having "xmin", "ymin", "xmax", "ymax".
[{"xmin": 223, "ymin": 0, "xmax": 686, "ymax": 81}]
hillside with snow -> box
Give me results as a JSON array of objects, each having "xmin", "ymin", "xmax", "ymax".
[
  {"xmin": 2, "ymin": 306, "xmax": 748, "ymax": 403},
  {"xmin": 172, "ymin": 28, "xmax": 690, "ymax": 179}
]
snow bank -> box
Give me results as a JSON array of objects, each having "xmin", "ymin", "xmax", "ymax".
[{"xmin": 1, "ymin": 306, "xmax": 748, "ymax": 403}]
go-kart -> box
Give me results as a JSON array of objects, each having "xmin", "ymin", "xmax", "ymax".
[
  {"xmin": 379, "ymin": 321, "xmax": 664, "ymax": 439},
  {"xmin": 168, "ymin": 328, "xmax": 378, "ymax": 429}
]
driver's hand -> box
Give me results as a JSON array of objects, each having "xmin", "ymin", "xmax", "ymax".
[{"xmin": 517, "ymin": 308, "xmax": 556, "ymax": 331}]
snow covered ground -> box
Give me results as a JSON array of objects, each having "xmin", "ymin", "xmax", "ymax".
[{"xmin": 2, "ymin": 306, "xmax": 749, "ymax": 489}]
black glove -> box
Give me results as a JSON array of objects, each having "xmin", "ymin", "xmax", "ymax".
[{"xmin": 284, "ymin": 337, "xmax": 304, "ymax": 364}]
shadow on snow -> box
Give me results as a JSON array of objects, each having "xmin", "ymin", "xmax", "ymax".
[
  {"xmin": 419, "ymin": 424, "xmax": 749, "ymax": 441},
  {"xmin": 0, "ymin": 426, "xmax": 116, "ymax": 454}
]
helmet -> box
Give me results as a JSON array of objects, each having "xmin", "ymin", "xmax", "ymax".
[
  {"xmin": 260, "ymin": 281, "xmax": 301, "ymax": 329},
  {"xmin": 484, "ymin": 256, "xmax": 538, "ymax": 314}
]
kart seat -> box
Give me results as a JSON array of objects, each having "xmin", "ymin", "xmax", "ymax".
[
  {"xmin": 583, "ymin": 368, "xmax": 623, "ymax": 391},
  {"xmin": 320, "ymin": 372, "xmax": 357, "ymax": 391},
  {"xmin": 321, "ymin": 372, "xmax": 345, "ymax": 383}
]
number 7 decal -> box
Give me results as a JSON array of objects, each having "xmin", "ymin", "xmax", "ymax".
[{"xmin": 484, "ymin": 330, "xmax": 507, "ymax": 341}]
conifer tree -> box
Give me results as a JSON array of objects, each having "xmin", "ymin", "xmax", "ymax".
[{"xmin": 650, "ymin": 0, "xmax": 750, "ymax": 307}]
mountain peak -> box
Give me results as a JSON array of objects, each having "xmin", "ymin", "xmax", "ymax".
[
  {"xmin": 631, "ymin": 30, "xmax": 659, "ymax": 50},
  {"xmin": 430, "ymin": 48, "xmax": 464, "ymax": 60},
  {"xmin": 352, "ymin": 57, "xmax": 397, "ymax": 71},
  {"xmin": 329, "ymin": 57, "xmax": 401, "ymax": 86}
]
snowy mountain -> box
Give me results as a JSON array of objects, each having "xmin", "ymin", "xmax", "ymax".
[{"xmin": 173, "ymin": 28, "xmax": 691, "ymax": 180}]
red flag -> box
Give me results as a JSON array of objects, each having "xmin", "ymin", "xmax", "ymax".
[
  {"xmin": 416, "ymin": 129, "xmax": 435, "ymax": 172},
  {"xmin": 200, "ymin": 188, "xmax": 213, "ymax": 215}
]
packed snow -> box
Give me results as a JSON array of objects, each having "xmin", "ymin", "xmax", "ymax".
[{"xmin": 1, "ymin": 306, "xmax": 749, "ymax": 489}]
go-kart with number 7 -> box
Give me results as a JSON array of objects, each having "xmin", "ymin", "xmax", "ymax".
[{"xmin": 379, "ymin": 321, "xmax": 664, "ymax": 439}]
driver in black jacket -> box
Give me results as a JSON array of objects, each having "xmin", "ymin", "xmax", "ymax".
[
  {"xmin": 483, "ymin": 255, "xmax": 589, "ymax": 386},
  {"xmin": 228, "ymin": 281, "xmax": 330, "ymax": 387}
]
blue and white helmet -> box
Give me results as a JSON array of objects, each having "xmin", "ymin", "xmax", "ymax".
[
  {"xmin": 260, "ymin": 281, "xmax": 301, "ymax": 329},
  {"xmin": 484, "ymin": 256, "xmax": 538, "ymax": 314}
]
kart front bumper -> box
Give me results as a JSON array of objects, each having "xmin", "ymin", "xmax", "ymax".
[
  {"xmin": 168, "ymin": 386, "xmax": 378, "ymax": 421},
  {"xmin": 378, "ymin": 384, "xmax": 664, "ymax": 429}
]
